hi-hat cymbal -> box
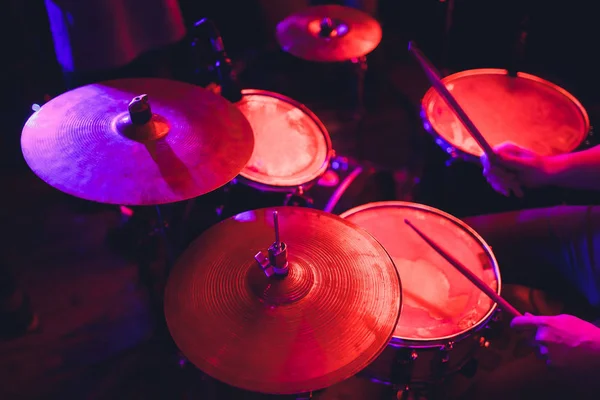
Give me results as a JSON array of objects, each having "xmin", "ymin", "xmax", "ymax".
[
  {"xmin": 21, "ymin": 78, "xmax": 254, "ymax": 206},
  {"xmin": 276, "ymin": 5, "xmax": 382, "ymax": 62},
  {"xmin": 164, "ymin": 206, "xmax": 402, "ymax": 394}
]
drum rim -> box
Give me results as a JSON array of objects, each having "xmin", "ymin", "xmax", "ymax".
[
  {"xmin": 340, "ymin": 200, "xmax": 502, "ymax": 345},
  {"xmin": 237, "ymin": 89, "xmax": 334, "ymax": 191},
  {"xmin": 420, "ymin": 68, "xmax": 591, "ymax": 160}
]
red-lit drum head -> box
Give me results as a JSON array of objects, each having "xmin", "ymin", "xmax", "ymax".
[
  {"xmin": 422, "ymin": 69, "xmax": 589, "ymax": 157},
  {"xmin": 341, "ymin": 201, "xmax": 500, "ymax": 342},
  {"xmin": 237, "ymin": 90, "xmax": 332, "ymax": 190}
]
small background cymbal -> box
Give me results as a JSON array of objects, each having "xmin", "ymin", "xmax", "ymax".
[{"xmin": 276, "ymin": 5, "xmax": 382, "ymax": 62}]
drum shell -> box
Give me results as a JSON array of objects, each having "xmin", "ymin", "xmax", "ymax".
[
  {"xmin": 220, "ymin": 156, "xmax": 397, "ymax": 218},
  {"xmin": 362, "ymin": 320, "xmax": 500, "ymax": 384}
]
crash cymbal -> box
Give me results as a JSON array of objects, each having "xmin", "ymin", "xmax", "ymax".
[
  {"xmin": 276, "ymin": 5, "xmax": 382, "ymax": 62},
  {"xmin": 21, "ymin": 78, "xmax": 254, "ymax": 205},
  {"xmin": 164, "ymin": 206, "xmax": 401, "ymax": 394}
]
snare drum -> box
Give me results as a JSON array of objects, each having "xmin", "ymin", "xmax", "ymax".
[
  {"xmin": 340, "ymin": 201, "xmax": 501, "ymax": 385},
  {"xmin": 235, "ymin": 89, "xmax": 334, "ymax": 192},
  {"xmin": 421, "ymin": 69, "xmax": 590, "ymax": 161}
]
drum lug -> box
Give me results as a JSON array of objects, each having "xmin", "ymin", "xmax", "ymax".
[
  {"xmin": 477, "ymin": 336, "xmax": 490, "ymax": 348},
  {"xmin": 477, "ymin": 309, "xmax": 503, "ymax": 343},
  {"xmin": 584, "ymin": 125, "xmax": 595, "ymax": 147},
  {"xmin": 395, "ymin": 349, "xmax": 418, "ymax": 364},
  {"xmin": 481, "ymin": 312, "xmax": 509, "ymax": 349},
  {"xmin": 440, "ymin": 342, "xmax": 453, "ymax": 363},
  {"xmin": 429, "ymin": 342, "xmax": 453, "ymax": 380}
]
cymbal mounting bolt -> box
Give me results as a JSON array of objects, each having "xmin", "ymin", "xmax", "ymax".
[
  {"xmin": 128, "ymin": 94, "xmax": 153, "ymax": 125},
  {"xmin": 253, "ymin": 211, "xmax": 289, "ymax": 277}
]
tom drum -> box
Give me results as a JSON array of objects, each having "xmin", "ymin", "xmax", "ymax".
[
  {"xmin": 421, "ymin": 69, "xmax": 590, "ymax": 161},
  {"xmin": 235, "ymin": 89, "xmax": 334, "ymax": 192},
  {"xmin": 340, "ymin": 201, "xmax": 501, "ymax": 385}
]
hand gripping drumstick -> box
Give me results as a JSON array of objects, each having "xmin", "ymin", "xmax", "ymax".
[
  {"xmin": 404, "ymin": 218, "xmax": 522, "ymax": 318},
  {"xmin": 408, "ymin": 41, "xmax": 499, "ymax": 164}
]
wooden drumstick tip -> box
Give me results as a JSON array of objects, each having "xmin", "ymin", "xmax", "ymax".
[{"xmin": 408, "ymin": 41, "xmax": 416, "ymax": 51}]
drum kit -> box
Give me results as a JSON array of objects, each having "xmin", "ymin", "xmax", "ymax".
[{"xmin": 19, "ymin": 4, "xmax": 592, "ymax": 400}]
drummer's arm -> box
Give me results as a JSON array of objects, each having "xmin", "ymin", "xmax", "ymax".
[{"xmin": 545, "ymin": 144, "xmax": 600, "ymax": 191}]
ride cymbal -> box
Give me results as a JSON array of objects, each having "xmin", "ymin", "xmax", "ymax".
[
  {"xmin": 276, "ymin": 5, "xmax": 382, "ymax": 62},
  {"xmin": 21, "ymin": 78, "xmax": 254, "ymax": 205},
  {"xmin": 164, "ymin": 206, "xmax": 402, "ymax": 394}
]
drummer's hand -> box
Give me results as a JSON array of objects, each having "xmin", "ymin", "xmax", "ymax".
[
  {"xmin": 511, "ymin": 313, "xmax": 600, "ymax": 371},
  {"xmin": 481, "ymin": 142, "xmax": 551, "ymax": 197}
]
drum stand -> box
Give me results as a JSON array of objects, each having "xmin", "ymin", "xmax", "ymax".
[
  {"xmin": 133, "ymin": 205, "xmax": 177, "ymax": 332},
  {"xmin": 135, "ymin": 200, "xmax": 214, "ymax": 342},
  {"xmin": 440, "ymin": 0, "xmax": 455, "ymax": 73},
  {"xmin": 284, "ymin": 186, "xmax": 314, "ymax": 207},
  {"xmin": 352, "ymin": 55, "xmax": 369, "ymax": 159},
  {"xmin": 352, "ymin": 55, "xmax": 368, "ymax": 119},
  {"xmin": 155, "ymin": 205, "xmax": 176, "ymax": 267},
  {"xmin": 380, "ymin": 349, "xmax": 448, "ymax": 400}
]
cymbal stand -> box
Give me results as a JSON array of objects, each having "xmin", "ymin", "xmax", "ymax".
[
  {"xmin": 284, "ymin": 186, "xmax": 314, "ymax": 207},
  {"xmin": 507, "ymin": 14, "xmax": 530, "ymax": 77},
  {"xmin": 439, "ymin": 0, "xmax": 455, "ymax": 73},
  {"xmin": 352, "ymin": 55, "xmax": 369, "ymax": 159},
  {"xmin": 137, "ymin": 206, "xmax": 175, "ymax": 309},
  {"xmin": 352, "ymin": 55, "xmax": 368, "ymax": 119},
  {"xmin": 134, "ymin": 203, "xmax": 195, "ymax": 343},
  {"xmin": 253, "ymin": 213, "xmax": 316, "ymax": 400},
  {"xmin": 154, "ymin": 205, "xmax": 175, "ymax": 269}
]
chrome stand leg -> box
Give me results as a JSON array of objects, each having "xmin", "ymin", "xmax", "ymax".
[
  {"xmin": 284, "ymin": 187, "xmax": 314, "ymax": 207},
  {"xmin": 352, "ymin": 55, "xmax": 368, "ymax": 159},
  {"xmin": 155, "ymin": 205, "xmax": 175, "ymax": 271},
  {"xmin": 440, "ymin": 0, "xmax": 455, "ymax": 73},
  {"xmin": 352, "ymin": 55, "xmax": 368, "ymax": 120}
]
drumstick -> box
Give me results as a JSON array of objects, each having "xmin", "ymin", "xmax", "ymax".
[
  {"xmin": 408, "ymin": 41, "xmax": 498, "ymax": 164},
  {"xmin": 404, "ymin": 218, "xmax": 522, "ymax": 318}
]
